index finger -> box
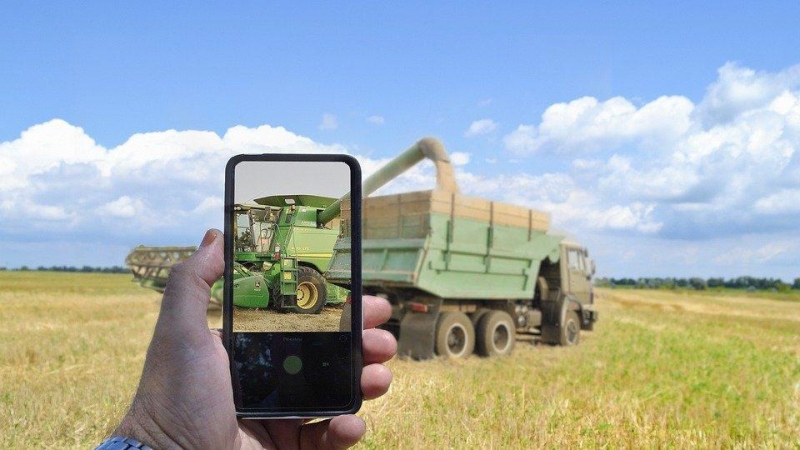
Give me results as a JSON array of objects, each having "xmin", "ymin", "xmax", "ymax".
[{"xmin": 362, "ymin": 295, "xmax": 391, "ymax": 330}]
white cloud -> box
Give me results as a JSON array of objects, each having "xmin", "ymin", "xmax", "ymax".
[
  {"xmin": 453, "ymin": 171, "xmax": 662, "ymax": 235},
  {"xmin": 193, "ymin": 196, "xmax": 224, "ymax": 214},
  {"xmin": 754, "ymin": 189, "xmax": 800, "ymax": 214},
  {"xmin": 367, "ymin": 115, "xmax": 385, "ymax": 125},
  {"xmin": 449, "ymin": 152, "xmax": 470, "ymax": 166},
  {"xmin": 318, "ymin": 113, "xmax": 339, "ymax": 130},
  {"xmin": 695, "ymin": 62, "xmax": 800, "ymax": 125},
  {"xmin": 714, "ymin": 241, "xmax": 793, "ymax": 265},
  {"xmin": 0, "ymin": 119, "xmax": 106, "ymax": 191},
  {"xmin": 465, "ymin": 119, "xmax": 498, "ymax": 137},
  {"xmin": 501, "ymin": 62, "xmax": 800, "ymax": 242},
  {"xmin": 2, "ymin": 118, "xmax": 458, "ymax": 264},
  {"xmin": 0, "ymin": 119, "xmax": 361, "ymax": 252},
  {"xmin": 3, "ymin": 62, "xmax": 800, "ymax": 279},
  {"xmin": 504, "ymin": 95, "xmax": 693, "ymax": 154},
  {"xmin": 99, "ymin": 196, "xmax": 146, "ymax": 219}
]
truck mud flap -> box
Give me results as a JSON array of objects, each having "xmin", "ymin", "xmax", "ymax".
[
  {"xmin": 539, "ymin": 299, "xmax": 562, "ymax": 344},
  {"xmin": 397, "ymin": 298, "xmax": 442, "ymax": 360}
]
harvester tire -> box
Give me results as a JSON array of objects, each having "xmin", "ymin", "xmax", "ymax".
[
  {"xmin": 476, "ymin": 310, "xmax": 516, "ymax": 357},
  {"xmin": 560, "ymin": 310, "xmax": 581, "ymax": 346},
  {"xmin": 294, "ymin": 266, "xmax": 327, "ymax": 314},
  {"xmin": 435, "ymin": 312, "xmax": 475, "ymax": 358}
]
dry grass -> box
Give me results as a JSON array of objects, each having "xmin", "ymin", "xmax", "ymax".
[
  {"xmin": 232, "ymin": 306, "xmax": 343, "ymax": 332},
  {"xmin": 1, "ymin": 273, "xmax": 798, "ymax": 448},
  {"xmin": 359, "ymin": 288, "xmax": 800, "ymax": 448},
  {"xmin": 0, "ymin": 272, "xmax": 158, "ymax": 449}
]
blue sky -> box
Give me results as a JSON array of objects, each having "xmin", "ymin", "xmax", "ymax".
[{"xmin": 2, "ymin": 2, "xmax": 800, "ymax": 280}]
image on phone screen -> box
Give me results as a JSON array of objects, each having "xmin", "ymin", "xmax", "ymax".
[{"xmin": 224, "ymin": 155, "xmax": 362, "ymax": 416}]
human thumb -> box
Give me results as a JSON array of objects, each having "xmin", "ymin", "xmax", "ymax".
[{"xmin": 156, "ymin": 229, "xmax": 224, "ymax": 338}]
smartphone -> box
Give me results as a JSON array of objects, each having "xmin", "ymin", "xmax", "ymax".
[{"xmin": 223, "ymin": 154, "xmax": 362, "ymax": 418}]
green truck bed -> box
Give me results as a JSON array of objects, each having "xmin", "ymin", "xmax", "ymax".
[{"xmin": 327, "ymin": 189, "xmax": 562, "ymax": 300}]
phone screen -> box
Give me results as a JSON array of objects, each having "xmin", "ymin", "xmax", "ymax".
[{"xmin": 223, "ymin": 155, "xmax": 362, "ymax": 417}]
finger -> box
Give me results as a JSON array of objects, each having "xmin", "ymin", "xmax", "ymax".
[
  {"xmin": 300, "ymin": 416, "xmax": 365, "ymax": 450},
  {"xmin": 362, "ymin": 328, "xmax": 396, "ymax": 364},
  {"xmin": 157, "ymin": 229, "xmax": 224, "ymax": 337},
  {"xmin": 363, "ymin": 295, "xmax": 391, "ymax": 330},
  {"xmin": 361, "ymin": 363, "xmax": 392, "ymax": 400}
]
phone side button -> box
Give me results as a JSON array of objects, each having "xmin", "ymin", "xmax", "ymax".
[{"xmin": 282, "ymin": 355, "xmax": 303, "ymax": 375}]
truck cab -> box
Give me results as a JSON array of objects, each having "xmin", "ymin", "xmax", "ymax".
[{"xmin": 561, "ymin": 241, "xmax": 595, "ymax": 307}]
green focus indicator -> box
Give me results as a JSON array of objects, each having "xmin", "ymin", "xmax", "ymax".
[{"xmin": 283, "ymin": 355, "xmax": 302, "ymax": 375}]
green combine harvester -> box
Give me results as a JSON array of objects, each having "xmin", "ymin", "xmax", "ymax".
[{"xmin": 127, "ymin": 194, "xmax": 348, "ymax": 313}]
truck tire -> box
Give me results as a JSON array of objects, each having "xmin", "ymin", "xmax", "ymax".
[
  {"xmin": 476, "ymin": 310, "xmax": 516, "ymax": 357},
  {"xmin": 469, "ymin": 308, "xmax": 490, "ymax": 330},
  {"xmin": 294, "ymin": 266, "xmax": 327, "ymax": 314},
  {"xmin": 435, "ymin": 312, "xmax": 475, "ymax": 358},
  {"xmin": 560, "ymin": 310, "xmax": 580, "ymax": 346}
]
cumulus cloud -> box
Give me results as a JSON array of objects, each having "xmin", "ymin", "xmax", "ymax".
[
  {"xmin": 754, "ymin": 189, "xmax": 800, "ymax": 214},
  {"xmin": 98, "ymin": 196, "xmax": 146, "ymax": 219},
  {"xmin": 4, "ymin": 62, "xmax": 800, "ymax": 278},
  {"xmin": 449, "ymin": 152, "xmax": 470, "ymax": 166},
  {"xmin": 367, "ymin": 115, "xmax": 385, "ymax": 125},
  {"xmin": 465, "ymin": 119, "xmax": 498, "ymax": 137},
  {"xmin": 504, "ymin": 95, "xmax": 693, "ymax": 154},
  {"xmin": 318, "ymin": 113, "xmax": 338, "ymax": 130},
  {"xmin": 0, "ymin": 120, "xmax": 356, "ymax": 257},
  {"xmin": 695, "ymin": 62, "xmax": 800, "ymax": 125},
  {"xmin": 501, "ymin": 62, "xmax": 800, "ymax": 243}
]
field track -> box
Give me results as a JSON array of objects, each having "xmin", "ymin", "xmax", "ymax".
[{"xmin": 1, "ymin": 272, "xmax": 798, "ymax": 448}]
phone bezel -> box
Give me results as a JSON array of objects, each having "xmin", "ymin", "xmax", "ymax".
[{"xmin": 223, "ymin": 153, "xmax": 363, "ymax": 418}]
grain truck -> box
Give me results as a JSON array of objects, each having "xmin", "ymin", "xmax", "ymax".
[{"xmin": 326, "ymin": 138, "xmax": 598, "ymax": 359}]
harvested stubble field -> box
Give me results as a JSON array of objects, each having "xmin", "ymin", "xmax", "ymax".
[
  {"xmin": 233, "ymin": 305, "xmax": 343, "ymax": 332},
  {"xmin": 1, "ymin": 272, "xmax": 798, "ymax": 448}
]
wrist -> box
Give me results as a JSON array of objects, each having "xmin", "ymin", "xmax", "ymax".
[
  {"xmin": 112, "ymin": 399, "xmax": 180, "ymax": 450},
  {"xmin": 96, "ymin": 436, "xmax": 153, "ymax": 450}
]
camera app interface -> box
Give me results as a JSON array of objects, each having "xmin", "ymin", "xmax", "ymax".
[{"xmin": 230, "ymin": 159, "xmax": 356, "ymax": 410}]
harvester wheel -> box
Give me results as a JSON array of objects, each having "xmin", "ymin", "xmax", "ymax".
[
  {"xmin": 476, "ymin": 310, "xmax": 516, "ymax": 357},
  {"xmin": 294, "ymin": 266, "xmax": 327, "ymax": 314},
  {"xmin": 560, "ymin": 311, "xmax": 581, "ymax": 346},
  {"xmin": 435, "ymin": 312, "xmax": 475, "ymax": 358}
]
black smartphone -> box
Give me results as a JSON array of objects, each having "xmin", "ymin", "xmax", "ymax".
[{"xmin": 222, "ymin": 154, "xmax": 362, "ymax": 418}]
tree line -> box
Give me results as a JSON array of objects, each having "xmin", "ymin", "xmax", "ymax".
[
  {"xmin": 595, "ymin": 276, "xmax": 800, "ymax": 291},
  {"xmin": 0, "ymin": 265, "xmax": 129, "ymax": 274}
]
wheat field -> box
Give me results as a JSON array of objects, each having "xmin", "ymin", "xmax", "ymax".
[{"xmin": 1, "ymin": 272, "xmax": 798, "ymax": 448}]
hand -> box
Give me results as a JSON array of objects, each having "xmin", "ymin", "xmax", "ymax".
[{"xmin": 112, "ymin": 229, "xmax": 396, "ymax": 449}]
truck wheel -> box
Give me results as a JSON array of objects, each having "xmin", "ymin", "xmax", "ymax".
[
  {"xmin": 476, "ymin": 310, "xmax": 516, "ymax": 357},
  {"xmin": 435, "ymin": 312, "xmax": 475, "ymax": 358},
  {"xmin": 294, "ymin": 266, "xmax": 327, "ymax": 314},
  {"xmin": 560, "ymin": 311, "xmax": 580, "ymax": 346},
  {"xmin": 469, "ymin": 308, "xmax": 490, "ymax": 330}
]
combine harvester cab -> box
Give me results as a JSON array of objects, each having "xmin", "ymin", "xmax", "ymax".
[{"xmin": 327, "ymin": 138, "xmax": 598, "ymax": 359}]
